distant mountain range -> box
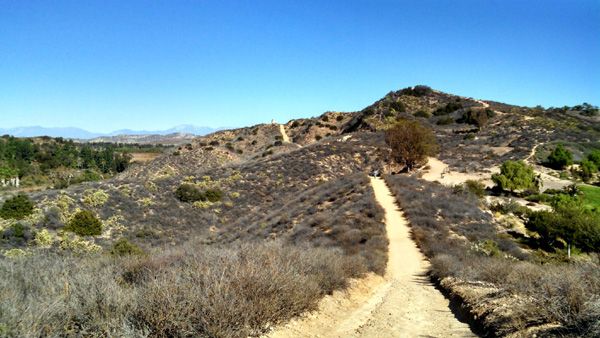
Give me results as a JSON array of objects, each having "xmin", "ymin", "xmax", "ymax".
[{"xmin": 0, "ymin": 125, "xmax": 219, "ymax": 139}]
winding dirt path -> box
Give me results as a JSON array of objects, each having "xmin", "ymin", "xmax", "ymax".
[{"xmin": 266, "ymin": 177, "xmax": 475, "ymax": 338}]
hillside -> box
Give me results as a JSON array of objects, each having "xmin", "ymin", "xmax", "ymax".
[{"xmin": 1, "ymin": 86, "xmax": 599, "ymax": 337}]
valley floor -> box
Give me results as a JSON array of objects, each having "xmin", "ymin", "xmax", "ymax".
[{"xmin": 266, "ymin": 177, "xmax": 475, "ymax": 338}]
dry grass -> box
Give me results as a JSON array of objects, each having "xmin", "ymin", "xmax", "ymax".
[{"xmin": 0, "ymin": 240, "xmax": 367, "ymax": 337}]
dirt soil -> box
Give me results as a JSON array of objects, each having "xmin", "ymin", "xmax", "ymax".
[
  {"xmin": 422, "ymin": 157, "xmax": 498, "ymax": 187},
  {"xmin": 265, "ymin": 177, "xmax": 475, "ymax": 338}
]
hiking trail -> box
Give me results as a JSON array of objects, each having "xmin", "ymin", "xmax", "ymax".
[{"xmin": 266, "ymin": 177, "xmax": 475, "ymax": 338}]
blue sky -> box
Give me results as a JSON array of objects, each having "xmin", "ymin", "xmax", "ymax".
[{"xmin": 1, "ymin": 0, "xmax": 599, "ymax": 132}]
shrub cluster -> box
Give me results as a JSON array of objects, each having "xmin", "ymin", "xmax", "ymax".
[
  {"xmin": 0, "ymin": 194, "xmax": 34, "ymax": 220},
  {"xmin": 110, "ymin": 238, "xmax": 144, "ymax": 256},
  {"xmin": 399, "ymin": 85, "xmax": 433, "ymax": 97},
  {"xmin": 545, "ymin": 144, "xmax": 573, "ymax": 170},
  {"xmin": 175, "ymin": 184, "xmax": 222, "ymax": 203},
  {"xmin": 526, "ymin": 194, "xmax": 600, "ymax": 253},
  {"xmin": 65, "ymin": 210, "xmax": 103, "ymax": 236},
  {"xmin": 433, "ymin": 101, "xmax": 462, "ymax": 116},
  {"xmin": 457, "ymin": 108, "xmax": 494, "ymax": 127}
]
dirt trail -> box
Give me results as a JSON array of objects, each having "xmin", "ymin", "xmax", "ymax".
[
  {"xmin": 422, "ymin": 157, "xmax": 498, "ymax": 188},
  {"xmin": 279, "ymin": 124, "xmax": 290, "ymax": 143},
  {"xmin": 266, "ymin": 177, "xmax": 475, "ymax": 338}
]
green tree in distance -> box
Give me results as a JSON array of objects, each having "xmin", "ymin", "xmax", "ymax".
[
  {"xmin": 384, "ymin": 119, "xmax": 439, "ymax": 171},
  {"xmin": 492, "ymin": 160, "xmax": 540, "ymax": 193}
]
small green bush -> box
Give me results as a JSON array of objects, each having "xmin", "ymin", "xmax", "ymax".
[
  {"xmin": 578, "ymin": 160, "xmax": 597, "ymax": 182},
  {"xmin": 175, "ymin": 184, "xmax": 205, "ymax": 203},
  {"xmin": 204, "ymin": 189, "xmax": 223, "ymax": 203},
  {"xmin": 110, "ymin": 238, "xmax": 144, "ymax": 256},
  {"xmin": 175, "ymin": 184, "xmax": 223, "ymax": 203},
  {"xmin": 464, "ymin": 180, "xmax": 486, "ymax": 198},
  {"xmin": 545, "ymin": 144, "xmax": 573, "ymax": 170},
  {"xmin": 0, "ymin": 194, "xmax": 34, "ymax": 220},
  {"xmin": 65, "ymin": 210, "xmax": 103, "ymax": 236}
]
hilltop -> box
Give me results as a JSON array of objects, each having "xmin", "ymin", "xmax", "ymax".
[{"xmin": 1, "ymin": 86, "xmax": 599, "ymax": 337}]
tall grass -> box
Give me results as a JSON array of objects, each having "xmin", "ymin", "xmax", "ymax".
[{"xmin": 0, "ymin": 241, "xmax": 367, "ymax": 337}]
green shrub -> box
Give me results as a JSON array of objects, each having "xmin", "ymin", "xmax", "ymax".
[
  {"xmin": 175, "ymin": 184, "xmax": 205, "ymax": 203},
  {"xmin": 336, "ymin": 115, "xmax": 344, "ymax": 121},
  {"xmin": 464, "ymin": 180, "xmax": 486, "ymax": 198},
  {"xmin": 587, "ymin": 150, "xmax": 600, "ymax": 167},
  {"xmin": 489, "ymin": 200, "xmax": 530, "ymax": 217},
  {"xmin": 526, "ymin": 195, "xmax": 600, "ymax": 253},
  {"xmin": 492, "ymin": 160, "xmax": 540, "ymax": 193},
  {"xmin": 110, "ymin": 238, "xmax": 144, "ymax": 256},
  {"xmin": 578, "ymin": 160, "xmax": 598, "ymax": 182},
  {"xmin": 204, "ymin": 189, "xmax": 223, "ymax": 203},
  {"xmin": 175, "ymin": 184, "xmax": 223, "ymax": 203},
  {"xmin": 389, "ymin": 100, "xmax": 406, "ymax": 112},
  {"xmin": 457, "ymin": 108, "xmax": 494, "ymax": 127},
  {"xmin": 65, "ymin": 210, "xmax": 103, "ymax": 236},
  {"xmin": 436, "ymin": 116, "xmax": 454, "ymax": 125},
  {"xmin": 2, "ymin": 223, "xmax": 30, "ymax": 245},
  {"xmin": 433, "ymin": 102, "xmax": 462, "ymax": 116},
  {"xmin": 399, "ymin": 85, "xmax": 432, "ymax": 97},
  {"xmin": 545, "ymin": 144, "xmax": 573, "ymax": 170},
  {"xmin": 414, "ymin": 110, "xmax": 431, "ymax": 118},
  {"xmin": 0, "ymin": 194, "xmax": 34, "ymax": 220}
]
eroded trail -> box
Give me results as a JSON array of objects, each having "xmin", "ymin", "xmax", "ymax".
[{"xmin": 266, "ymin": 177, "xmax": 475, "ymax": 338}]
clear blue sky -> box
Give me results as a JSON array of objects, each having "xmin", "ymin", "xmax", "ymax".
[{"xmin": 1, "ymin": 0, "xmax": 599, "ymax": 132}]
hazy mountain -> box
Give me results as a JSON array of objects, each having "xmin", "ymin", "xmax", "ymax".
[
  {"xmin": 0, "ymin": 125, "xmax": 218, "ymax": 139},
  {"xmin": 0, "ymin": 126, "xmax": 101, "ymax": 139}
]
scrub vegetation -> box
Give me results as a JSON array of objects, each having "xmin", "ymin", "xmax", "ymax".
[{"xmin": 1, "ymin": 86, "xmax": 599, "ymax": 337}]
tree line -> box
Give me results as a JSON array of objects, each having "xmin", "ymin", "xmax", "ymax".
[{"xmin": 0, "ymin": 136, "xmax": 131, "ymax": 180}]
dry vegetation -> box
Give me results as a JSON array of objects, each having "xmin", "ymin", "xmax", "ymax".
[
  {"xmin": 2, "ymin": 85, "xmax": 599, "ymax": 337},
  {"xmin": 1, "ymin": 132, "xmax": 387, "ymax": 336},
  {"xmin": 385, "ymin": 174, "xmax": 600, "ymax": 337},
  {"xmin": 0, "ymin": 241, "xmax": 367, "ymax": 337}
]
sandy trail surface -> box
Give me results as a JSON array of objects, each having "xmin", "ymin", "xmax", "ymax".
[
  {"xmin": 266, "ymin": 177, "xmax": 475, "ymax": 338},
  {"xmin": 422, "ymin": 157, "xmax": 498, "ymax": 187},
  {"xmin": 279, "ymin": 124, "xmax": 290, "ymax": 143}
]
